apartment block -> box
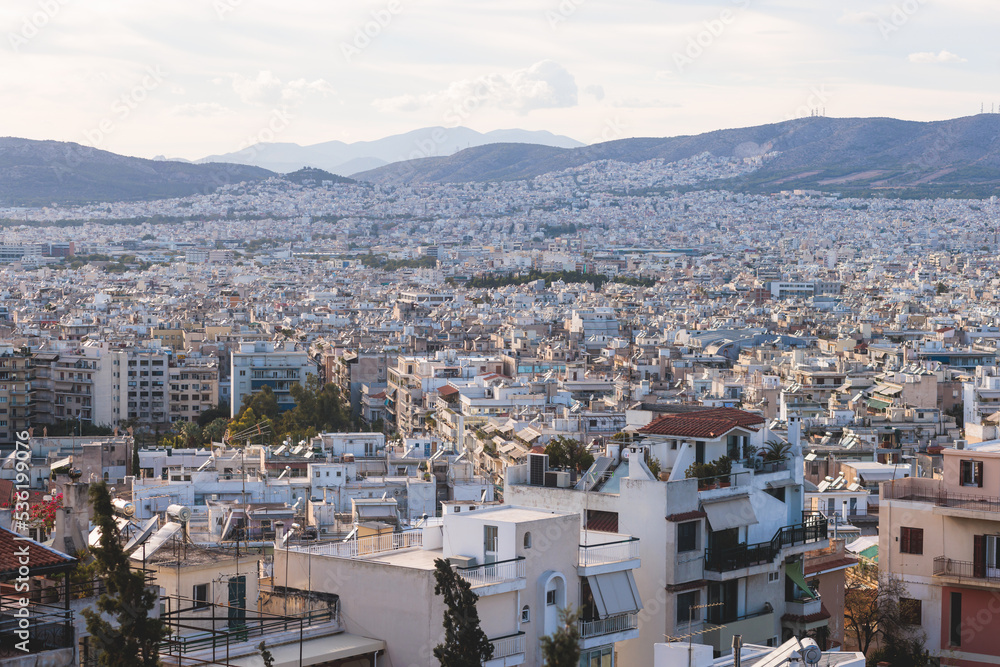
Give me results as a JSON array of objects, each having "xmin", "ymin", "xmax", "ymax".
[
  {"xmin": 0, "ymin": 345, "xmax": 33, "ymax": 445},
  {"xmin": 230, "ymin": 341, "xmax": 315, "ymax": 417}
]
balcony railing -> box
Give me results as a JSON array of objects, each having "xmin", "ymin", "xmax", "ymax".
[
  {"xmin": 457, "ymin": 557, "xmax": 525, "ymax": 588},
  {"xmin": 883, "ymin": 481, "xmax": 1000, "ymax": 514},
  {"xmin": 489, "ymin": 632, "xmax": 525, "ymax": 660},
  {"xmin": 579, "ymin": 537, "xmax": 639, "ymax": 567},
  {"xmin": 579, "ymin": 611, "xmax": 639, "ymax": 638},
  {"xmin": 0, "ymin": 602, "xmax": 73, "ymax": 657},
  {"xmin": 705, "ymin": 517, "xmax": 828, "ymax": 572},
  {"xmin": 933, "ymin": 556, "xmax": 1000, "ymax": 583},
  {"xmin": 288, "ymin": 530, "xmax": 423, "ymax": 558}
]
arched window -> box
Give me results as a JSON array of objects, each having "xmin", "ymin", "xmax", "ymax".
[
  {"xmin": 523, "ymin": 532, "xmax": 532, "ymax": 549},
  {"xmin": 521, "ymin": 605, "xmax": 530, "ymax": 623}
]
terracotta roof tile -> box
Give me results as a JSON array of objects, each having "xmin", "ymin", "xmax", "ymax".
[
  {"xmin": 638, "ymin": 408, "xmax": 764, "ymax": 438},
  {"xmin": 0, "ymin": 526, "xmax": 76, "ymax": 578}
]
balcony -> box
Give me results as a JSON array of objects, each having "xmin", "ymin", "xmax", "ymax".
[
  {"xmin": 785, "ymin": 596, "xmax": 823, "ymax": 618},
  {"xmin": 0, "ymin": 601, "xmax": 75, "ymax": 661},
  {"xmin": 456, "ymin": 557, "xmax": 526, "ymax": 595},
  {"xmin": 578, "ymin": 534, "xmax": 640, "ymax": 575},
  {"xmin": 290, "ymin": 530, "xmax": 423, "ymax": 558},
  {"xmin": 485, "ymin": 632, "xmax": 525, "ymax": 667},
  {"xmin": 579, "ymin": 611, "xmax": 639, "ymax": 649},
  {"xmin": 705, "ymin": 517, "xmax": 828, "ymax": 573},
  {"xmin": 933, "ymin": 556, "xmax": 1000, "ymax": 589},
  {"xmin": 883, "ymin": 477, "xmax": 1000, "ymax": 520}
]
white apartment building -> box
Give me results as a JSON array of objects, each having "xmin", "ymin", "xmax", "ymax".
[
  {"xmin": 963, "ymin": 365, "xmax": 1000, "ymax": 443},
  {"xmin": 230, "ymin": 341, "xmax": 315, "ymax": 417},
  {"xmin": 276, "ymin": 503, "xmax": 642, "ymax": 666}
]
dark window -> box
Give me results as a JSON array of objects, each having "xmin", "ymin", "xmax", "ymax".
[
  {"xmin": 546, "ymin": 589, "xmax": 556, "ymax": 606},
  {"xmin": 900, "ymin": 598, "xmax": 922, "ymax": 625},
  {"xmin": 677, "ymin": 590, "xmax": 699, "ymax": 624},
  {"xmin": 678, "ymin": 521, "xmax": 698, "ymax": 552},
  {"xmin": 193, "ymin": 583, "xmax": 209, "ymax": 609},
  {"xmin": 900, "ymin": 527, "xmax": 924, "ymax": 555},
  {"xmin": 950, "ymin": 592, "xmax": 962, "ymax": 646},
  {"xmin": 961, "ymin": 460, "xmax": 984, "ymax": 487}
]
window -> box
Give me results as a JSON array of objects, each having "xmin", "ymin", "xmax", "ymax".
[
  {"xmin": 193, "ymin": 584, "xmax": 209, "ymax": 609},
  {"xmin": 900, "ymin": 598, "xmax": 922, "ymax": 625},
  {"xmin": 546, "ymin": 589, "xmax": 556, "ymax": 606},
  {"xmin": 950, "ymin": 592, "xmax": 962, "ymax": 646},
  {"xmin": 677, "ymin": 590, "xmax": 699, "ymax": 623},
  {"xmin": 677, "ymin": 521, "xmax": 699, "ymax": 552},
  {"xmin": 580, "ymin": 647, "xmax": 612, "ymax": 667},
  {"xmin": 961, "ymin": 460, "xmax": 984, "ymax": 487},
  {"xmin": 900, "ymin": 527, "xmax": 924, "ymax": 555},
  {"xmin": 521, "ymin": 605, "xmax": 530, "ymax": 623},
  {"xmin": 523, "ymin": 532, "xmax": 532, "ymax": 549},
  {"xmin": 768, "ymin": 571, "xmax": 780, "ymax": 583}
]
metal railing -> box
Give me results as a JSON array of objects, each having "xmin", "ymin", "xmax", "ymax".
[
  {"xmin": 489, "ymin": 632, "xmax": 526, "ymax": 660},
  {"xmin": 883, "ymin": 482, "xmax": 1000, "ymax": 514},
  {"xmin": 0, "ymin": 601, "xmax": 73, "ymax": 657},
  {"xmin": 579, "ymin": 537, "xmax": 639, "ymax": 567},
  {"xmin": 287, "ymin": 530, "xmax": 423, "ymax": 558},
  {"xmin": 933, "ymin": 556, "xmax": 1000, "ymax": 583},
  {"xmin": 456, "ymin": 557, "xmax": 525, "ymax": 588},
  {"xmin": 705, "ymin": 517, "xmax": 828, "ymax": 572},
  {"xmin": 579, "ymin": 612, "xmax": 639, "ymax": 638}
]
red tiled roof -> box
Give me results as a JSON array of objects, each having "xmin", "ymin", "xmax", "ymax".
[
  {"xmin": 666, "ymin": 510, "xmax": 708, "ymax": 522},
  {"xmin": 639, "ymin": 408, "xmax": 765, "ymax": 438},
  {"xmin": 369, "ymin": 391, "xmax": 386, "ymax": 399},
  {"xmin": 437, "ymin": 385, "xmax": 460, "ymax": 397},
  {"xmin": 804, "ymin": 555, "xmax": 858, "ymax": 576},
  {"xmin": 0, "ymin": 526, "xmax": 76, "ymax": 578},
  {"xmin": 782, "ymin": 604, "xmax": 832, "ymax": 624}
]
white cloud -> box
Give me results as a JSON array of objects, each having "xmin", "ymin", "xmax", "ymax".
[
  {"xmin": 375, "ymin": 60, "xmax": 578, "ymax": 115},
  {"xmin": 908, "ymin": 50, "xmax": 968, "ymax": 64},
  {"xmin": 229, "ymin": 71, "xmax": 335, "ymax": 105},
  {"xmin": 584, "ymin": 84, "xmax": 605, "ymax": 101},
  {"xmin": 231, "ymin": 70, "xmax": 283, "ymax": 105}
]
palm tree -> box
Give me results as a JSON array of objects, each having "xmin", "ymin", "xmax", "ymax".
[{"xmin": 760, "ymin": 438, "xmax": 792, "ymax": 462}]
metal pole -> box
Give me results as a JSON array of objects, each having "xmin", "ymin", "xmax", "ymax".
[{"xmin": 733, "ymin": 634, "xmax": 743, "ymax": 667}]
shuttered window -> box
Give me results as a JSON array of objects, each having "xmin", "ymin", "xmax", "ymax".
[{"xmin": 900, "ymin": 527, "xmax": 923, "ymax": 555}]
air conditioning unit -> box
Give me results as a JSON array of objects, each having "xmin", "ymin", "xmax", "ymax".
[
  {"xmin": 553, "ymin": 471, "xmax": 571, "ymax": 488},
  {"xmin": 449, "ymin": 555, "xmax": 477, "ymax": 568},
  {"xmin": 956, "ymin": 439, "xmax": 967, "ymax": 450}
]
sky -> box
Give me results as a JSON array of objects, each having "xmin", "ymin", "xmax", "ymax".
[{"xmin": 1, "ymin": 0, "xmax": 996, "ymax": 160}]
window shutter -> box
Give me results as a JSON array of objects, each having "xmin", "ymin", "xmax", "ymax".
[
  {"xmin": 974, "ymin": 535, "xmax": 986, "ymax": 578},
  {"xmin": 901, "ymin": 528, "xmax": 910, "ymax": 553},
  {"xmin": 913, "ymin": 529, "xmax": 923, "ymax": 555},
  {"xmin": 976, "ymin": 461, "xmax": 984, "ymax": 488}
]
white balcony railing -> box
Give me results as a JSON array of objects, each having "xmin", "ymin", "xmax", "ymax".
[
  {"xmin": 457, "ymin": 558, "xmax": 525, "ymax": 588},
  {"xmin": 579, "ymin": 612, "xmax": 639, "ymax": 638},
  {"xmin": 579, "ymin": 537, "xmax": 639, "ymax": 567},
  {"xmin": 489, "ymin": 633, "xmax": 525, "ymax": 660},
  {"xmin": 288, "ymin": 530, "xmax": 423, "ymax": 558}
]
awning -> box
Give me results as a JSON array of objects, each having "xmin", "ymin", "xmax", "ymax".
[
  {"xmin": 702, "ymin": 496, "xmax": 758, "ymax": 531},
  {"xmin": 587, "ymin": 571, "xmax": 643, "ymax": 618},
  {"xmin": 786, "ymin": 560, "xmax": 817, "ymax": 600},
  {"xmin": 50, "ymin": 457, "xmax": 71, "ymax": 471},
  {"xmin": 228, "ymin": 632, "xmax": 385, "ymax": 667},
  {"xmin": 767, "ymin": 478, "xmax": 799, "ymax": 489},
  {"xmin": 867, "ymin": 399, "xmax": 890, "ymax": 410}
]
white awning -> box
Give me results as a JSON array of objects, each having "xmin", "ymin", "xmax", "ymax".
[
  {"xmin": 587, "ymin": 571, "xmax": 643, "ymax": 618},
  {"xmin": 50, "ymin": 457, "xmax": 72, "ymax": 471},
  {"xmin": 228, "ymin": 632, "xmax": 385, "ymax": 667},
  {"xmin": 702, "ymin": 496, "xmax": 758, "ymax": 531}
]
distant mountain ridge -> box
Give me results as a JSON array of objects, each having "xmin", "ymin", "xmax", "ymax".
[
  {"xmin": 0, "ymin": 138, "xmax": 274, "ymax": 207},
  {"xmin": 354, "ymin": 115, "xmax": 1000, "ymax": 197},
  {"xmin": 194, "ymin": 127, "xmax": 585, "ymax": 176}
]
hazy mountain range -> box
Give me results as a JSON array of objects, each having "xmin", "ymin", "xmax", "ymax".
[
  {"xmin": 5, "ymin": 116, "xmax": 1000, "ymax": 206},
  {"xmin": 190, "ymin": 127, "xmax": 585, "ymax": 176},
  {"xmin": 356, "ymin": 115, "xmax": 1000, "ymax": 198}
]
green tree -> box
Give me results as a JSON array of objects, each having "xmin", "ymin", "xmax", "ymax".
[
  {"xmin": 131, "ymin": 440, "xmax": 140, "ymax": 476},
  {"xmin": 540, "ymin": 607, "xmax": 581, "ymax": 667},
  {"xmin": 196, "ymin": 402, "xmax": 229, "ymax": 427},
  {"xmin": 238, "ymin": 385, "xmax": 280, "ymax": 422},
  {"xmin": 202, "ymin": 417, "xmax": 229, "ymax": 445},
  {"xmin": 178, "ymin": 421, "xmax": 202, "ymax": 448},
  {"xmin": 544, "ymin": 436, "xmax": 595, "ymax": 472},
  {"xmin": 82, "ymin": 482, "xmax": 167, "ymax": 666},
  {"xmin": 760, "ymin": 438, "xmax": 792, "ymax": 462},
  {"xmin": 228, "ymin": 408, "xmax": 275, "ymax": 447},
  {"xmin": 432, "ymin": 558, "xmax": 493, "ymax": 667}
]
